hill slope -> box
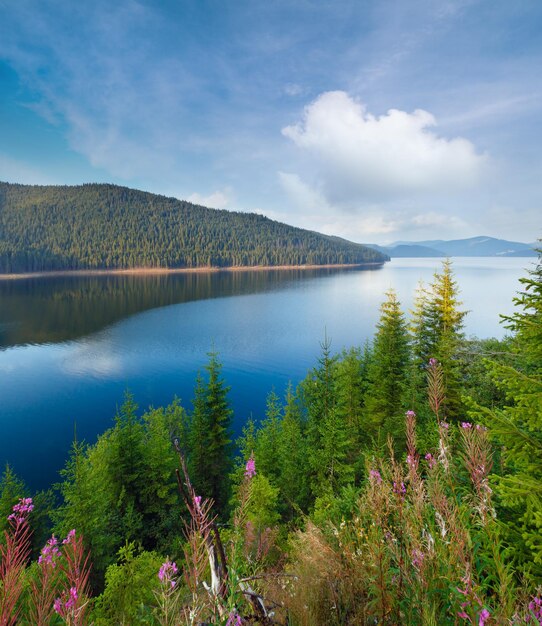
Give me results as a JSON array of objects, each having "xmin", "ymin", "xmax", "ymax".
[
  {"xmin": 389, "ymin": 236, "xmax": 536, "ymax": 257},
  {"xmin": 0, "ymin": 182, "xmax": 388, "ymax": 273}
]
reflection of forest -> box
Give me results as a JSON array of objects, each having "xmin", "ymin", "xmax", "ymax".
[{"xmin": 0, "ymin": 267, "xmax": 380, "ymax": 348}]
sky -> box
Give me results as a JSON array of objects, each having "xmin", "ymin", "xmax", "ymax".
[{"xmin": 0, "ymin": 0, "xmax": 540, "ymax": 244}]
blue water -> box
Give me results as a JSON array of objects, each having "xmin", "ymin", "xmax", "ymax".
[{"xmin": 0, "ymin": 258, "xmax": 533, "ymax": 490}]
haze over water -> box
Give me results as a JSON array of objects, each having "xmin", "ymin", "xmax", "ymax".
[{"xmin": 0, "ymin": 257, "xmax": 532, "ymax": 490}]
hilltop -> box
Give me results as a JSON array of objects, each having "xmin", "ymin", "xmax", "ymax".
[{"xmin": 0, "ymin": 182, "xmax": 387, "ymax": 273}]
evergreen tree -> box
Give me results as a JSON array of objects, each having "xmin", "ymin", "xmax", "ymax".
[
  {"xmin": 0, "ymin": 464, "xmax": 27, "ymax": 533},
  {"xmin": 254, "ymin": 390, "xmax": 283, "ymax": 484},
  {"xmin": 364, "ymin": 290, "xmax": 411, "ymax": 447},
  {"xmin": 188, "ymin": 352, "xmax": 233, "ymax": 513},
  {"xmin": 475, "ymin": 250, "xmax": 542, "ymax": 579},
  {"xmin": 411, "ymin": 260, "xmax": 467, "ymax": 421}
]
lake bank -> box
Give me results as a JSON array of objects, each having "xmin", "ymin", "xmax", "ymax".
[{"xmin": 0, "ymin": 262, "xmax": 386, "ymax": 281}]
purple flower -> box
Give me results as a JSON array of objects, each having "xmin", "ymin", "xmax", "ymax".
[
  {"xmin": 393, "ymin": 481, "xmax": 406, "ymax": 497},
  {"xmin": 158, "ymin": 560, "xmax": 178, "ymax": 588},
  {"xmin": 461, "ymin": 422, "xmax": 473, "ymax": 429},
  {"xmin": 193, "ymin": 495, "xmax": 202, "ymax": 510},
  {"xmin": 479, "ymin": 608, "xmax": 490, "ymax": 626},
  {"xmin": 429, "ymin": 358, "xmax": 438, "ymax": 367},
  {"xmin": 405, "ymin": 410, "xmax": 416, "ymax": 419},
  {"xmin": 65, "ymin": 587, "xmax": 78, "ymax": 610},
  {"xmin": 7, "ymin": 497, "xmax": 34, "ymax": 524},
  {"xmin": 406, "ymin": 454, "xmax": 416, "ymax": 467},
  {"xmin": 245, "ymin": 455, "xmax": 256, "ymax": 478},
  {"xmin": 440, "ymin": 421, "xmax": 450, "ymax": 430},
  {"xmin": 369, "ymin": 469, "xmax": 382, "ymax": 484},
  {"xmin": 38, "ymin": 535, "xmax": 61, "ymax": 567},
  {"xmin": 411, "ymin": 548, "xmax": 424, "ymax": 570},
  {"xmin": 226, "ymin": 611, "xmax": 242, "ymax": 626},
  {"xmin": 54, "ymin": 587, "xmax": 78, "ymax": 616},
  {"xmin": 62, "ymin": 529, "xmax": 76, "ymax": 545},
  {"xmin": 425, "ymin": 453, "xmax": 437, "ymax": 469}
]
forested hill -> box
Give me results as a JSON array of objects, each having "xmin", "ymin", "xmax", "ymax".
[{"xmin": 0, "ymin": 182, "xmax": 388, "ymax": 273}]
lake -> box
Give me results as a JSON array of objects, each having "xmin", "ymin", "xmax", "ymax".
[{"xmin": 0, "ymin": 257, "xmax": 534, "ymax": 490}]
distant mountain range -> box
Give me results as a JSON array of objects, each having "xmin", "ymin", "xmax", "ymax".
[
  {"xmin": 366, "ymin": 236, "xmax": 538, "ymax": 258},
  {"xmin": 0, "ymin": 182, "xmax": 388, "ymax": 273}
]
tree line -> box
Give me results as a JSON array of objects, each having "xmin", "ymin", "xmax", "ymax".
[{"xmin": 0, "ymin": 182, "xmax": 387, "ymax": 273}]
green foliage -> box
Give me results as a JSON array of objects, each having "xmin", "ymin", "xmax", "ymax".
[
  {"xmin": 0, "ymin": 182, "xmax": 388, "ymax": 273},
  {"xmin": 364, "ymin": 290, "xmax": 411, "ymax": 448},
  {"xmin": 475, "ymin": 250, "xmax": 542, "ymax": 579},
  {"xmin": 91, "ymin": 543, "xmax": 163, "ymax": 625},
  {"xmin": 188, "ymin": 353, "xmax": 233, "ymax": 514},
  {"xmin": 411, "ymin": 260, "xmax": 467, "ymax": 421}
]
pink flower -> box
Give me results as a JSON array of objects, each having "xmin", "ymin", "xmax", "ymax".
[
  {"xmin": 193, "ymin": 495, "xmax": 202, "ymax": 510},
  {"xmin": 425, "ymin": 452, "xmax": 437, "ymax": 469},
  {"xmin": 245, "ymin": 455, "xmax": 256, "ymax": 478},
  {"xmin": 226, "ymin": 610, "xmax": 242, "ymax": 626},
  {"xmin": 38, "ymin": 535, "xmax": 61, "ymax": 567},
  {"xmin": 63, "ymin": 529, "xmax": 76, "ymax": 545},
  {"xmin": 54, "ymin": 587, "xmax": 78, "ymax": 617},
  {"xmin": 479, "ymin": 608, "xmax": 490, "ymax": 626},
  {"xmin": 461, "ymin": 422, "xmax": 473, "ymax": 429},
  {"xmin": 7, "ymin": 497, "xmax": 34, "ymax": 524},
  {"xmin": 158, "ymin": 560, "xmax": 178, "ymax": 588},
  {"xmin": 369, "ymin": 469, "xmax": 382, "ymax": 484},
  {"xmin": 405, "ymin": 410, "xmax": 416, "ymax": 418},
  {"xmin": 440, "ymin": 421, "xmax": 450, "ymax": 430},
  {"xmin": 429, "ymin": 358, "xmax": 438, "ymax": 367}
]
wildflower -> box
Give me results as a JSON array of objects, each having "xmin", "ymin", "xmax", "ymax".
[
  {"xmin": 245, "ymin": 454, "xmax": 256, "ymax": 478},
  {"xmin": 54, "ymin": 587, "xmax": 78, "ymax": 617},
  {"xmin": 369, "ymin": 469, "xmax": 382, "ymax": 484},
  {"xmin": 411, "ymin": 548, "xmax": 424, "ymax": 570},
  {"xmin": 461, "ymin": 422, "xmax": 473, "ymax": 429},
  {"xmin": 406, "ymin": 454, "xmax": 415, "ymax": 467},
  {"xmin": 193, "ymin": 495, "xmax": 202, "ymax": 510},
  {"xmin": 393, "ymin": 481, "xmax": 406, "ymax": 497},
  {"xmin": 38, "ymin": 535, "xmax": 61, "ymax": 567},
  {"xmin": 429, "ymin": 357, "xmax": 438, "ymax": 367},
  {"xmin": 440, "ymin": 421, "xmax": 449, "ymax": 430},
  {"xmin": 475, "ymin": 424, "xmax": 488, "ymax": 431},
  {"xmin": 7, "ymin": 497, "xmax": 34, "ymax": 524},
  {"xmin": 226, "ymin": 610, "xmax": 242, "ymax": 626},
  {"xmin": 65, "ymin": 587, "xmax": 78, "ymax": 610},
  {"xmin": 528, "ymin": 596, "xmax": 542, "ymax": 624},
  {"xmin": 62, "ymin": 529, "xmax": 76, "ymax": 545},
  {"xmin": 479, "ymin": 608, "xmax": 490, "ymax": 626},
  {"xmin": 425, "ymin": 452, "xmax": 436, "ymax": 469},
  {"xmin": 158, "ymin": 560, "xmax": 178, "ymax": 588},
  {"xmin": 405, "ymin": 410, "xmax": 416, "ymax": 419}
]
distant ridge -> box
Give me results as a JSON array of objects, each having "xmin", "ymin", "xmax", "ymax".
[
  {"xmin": 0, "ymin": 182, "xmax": 388, "ymax": 273},
  {"xmin": 366, "ymin": 236, "xmax": 537, "ymax": 258}
]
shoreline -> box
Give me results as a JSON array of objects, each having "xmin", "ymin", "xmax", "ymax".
[{"xmin": 0, "ymin": 262, "xmax": 386, "ymax": 281}]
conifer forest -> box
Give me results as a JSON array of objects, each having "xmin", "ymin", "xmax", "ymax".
[{"xmin": 0, "ymin": 254, "xmax": 541, "ymax": 625}]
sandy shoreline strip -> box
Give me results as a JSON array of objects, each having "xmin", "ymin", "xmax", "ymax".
[{"xmin": 0, "ymin": 262, "xmax": 385, "ymax": 281}]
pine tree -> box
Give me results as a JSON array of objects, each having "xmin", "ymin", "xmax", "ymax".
[
  {"xmin": 411, "ymin": 260, "xmax": 467, "ymax": 421},
  {"xmin": 475, "ymin": 250, "xmax": 542, "ymax": 579},
  {"xmin": 364, "ymin": 290, "xmax": 411, "ymax": 447},
  {"xmin": 188, "ymin": 352, "xmax": 233, "ymax": 513}
]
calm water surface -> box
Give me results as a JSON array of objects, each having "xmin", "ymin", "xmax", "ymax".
[{"xmin": 0, "ymin": 257, "xmax": 533, "ymax": 489}]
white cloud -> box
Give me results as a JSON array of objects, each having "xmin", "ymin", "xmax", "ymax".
[
  {"xmin": 187, "ymin": 188, "xmax": 233, "ymax": 209},
  {"xmin": 282, "ymin": 91, "xmax": 488, "ymax": 204}
]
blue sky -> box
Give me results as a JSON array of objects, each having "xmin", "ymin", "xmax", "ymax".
[{"xmin": 0, "ymin": 0, "xmax": 540, "ymax": 244}]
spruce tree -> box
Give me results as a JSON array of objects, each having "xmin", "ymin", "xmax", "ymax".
[
  {"xmin": 188, "ymin": 352, "xmax": 233, "ymax": 513},
  {"xmin": 475, "ymin": 250, "xmax": 542, "ymax": 578},
  {"xmin": 411, "ymin": 260, "xmax": 467, "ymax": 421},
  {"xmin": 364, "ymin": 290, "xmax": 411, "ymax": 447}
]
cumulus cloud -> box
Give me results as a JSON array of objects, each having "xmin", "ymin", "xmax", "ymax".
[
  {"xmin": 187, "ymin": 189, "xmax": 233, "ymax": 209},
  {"xmin": 282, "ymin": 91, "xmax": 488, "ymax": 204}
]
